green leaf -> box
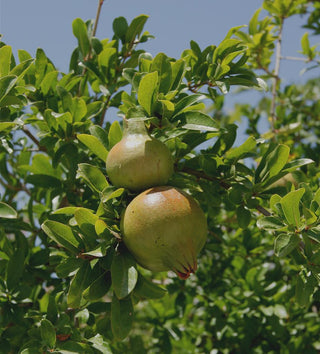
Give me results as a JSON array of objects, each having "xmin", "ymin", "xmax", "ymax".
[
  {"xmin": 257, "ymin": 216, "xmax": 285, "ymax": 231},
  {"xmin": 108, "ymin": 120, "xmax": 123, "ymax": 149},
  {"xmin": 77, "ymin": 134, "xmax": 109, "ymax": 161},
  {"xmin": 295, "ymin": 272, "xmax": 317, "ymax": 307},
  {"xmin": 40, "ymin": 71, "xmax": 58, "ymax": 95},
  {"xmin": 172, "ymin": 94, "xmax": 206, "ymax": 117},
  {"xmin": 71, "ymin": 97, "xmax": 87, "ymax": 122},
  {"xmin": 111, "ymin": 251, "xmax": 138, "ymax": 299},
  {"xmin": 76, "ymin": 163, "xmax": 109, "ymax": 193},
  {"xmin": 113, "ymin": 17, "xmax": 128, "ymax": 43},
  {"xmin": 137, "ymin": 71, "xmax": 158, "ymax": 115},
  {"xmin": 255, "ymin": 144, "xmax": 290, "ymax": 184},
  {"xmin": 282, "ymin": 158, "xmax": 314, "ymax": 173},
  {"xmin": 0, "ymin": 75, "xmax": 17, "ymax": 102},
  {"xmin": 0, "ymin": 122, "xmax": 16, "ymax": 132},
  {"xmin": 101, "ymin": 187, "xmax": 125, "ymax": 203},
  {"xmin": 175, "ymin": 111, "xmax": 219, "ymax": 132},
  {"xmin": 111, "ymin": 295, "xmax": 133, "ymax": 340},
  {"xmin": 0, "ymin": 202, "xmax": 17, "ymax": 219},
  {"xmin": 83, "ymin": 271, "xmax": 111, "ymax": 301},
  {"xmin": 89, "ymin": 125, "xmax": 109, "ymax": 149},
  {"xmin": 0, "ymin": 46, "xmax": 12, "ymax": 77},
  {"xmin": 280, "ymin": 188, "xmax": 305, "ymax": 228},
  {"xmin": 72, "ymin": 18, "xmax": 91, "ymax": 56},
  {"xmin": 10, "ymin": 58, "xmax": 34, "ymax": 79},
  {"xmin": 274, "ymin": 233, "xmax": 300, "ymax": 257},
  {"xmin": 226, "ymin": 136, "xmax": 256, "ymax": 161},
  {"xmin": 150, "ymin": 53, "xmax": 172, "ymax": 94},
  {"xmin": 42, "ymin": 220, "xmax": 83, "ymax": 253},
  {"xmin": 40, "ymin": 319, "xmax": 56, "ymax": 348},
  {"xmin": 236, "ymin": 206, "xmax": 251, "ymax": 229},
  {"xmin": 126, "ymin": 14, "xmax": 149, "ymax": 43},
  {"xmin": 56, "ymin": 258, "xmax": 84, "ymax": 278},
  {"xmin": 88, "ymin": 334, "xmax": 113, "ymax": 353},
  {"xmin": 248, "ymin": 9, "xmax": 261, "ymax": 34},
  {"xmin": 26, "ymin": 174, "xmax": 62, "ymax": 189},
  {"xmin": 157, "ymin": 99, "xmax": 175, "ymax": 119},
  {"xmin": 74, "ymin": 208, "xmax": 99, "ymax": 248},
  {"xmin": 268, "ymin": 145, "xmax": 290, "ymax": 178},
  {"xmin": 6, "ymin": 248, "xmax": 25, "ymax": 290},
  {"xmin": 67, "ymin": 262, "xmax": 92, "ymax": 308},
  {"xmin": 301, "ymin": 32, "xmax": 310, "ymax": 56},
  {"xmin": 133, "ymin": 273, "xmax": 167, "ymax": 299},
  {"xmin": 170, "ymin": 59, "xmax": 186, "ymax": 91}
]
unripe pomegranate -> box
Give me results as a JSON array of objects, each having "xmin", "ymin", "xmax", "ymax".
[
  {"xmin": 106, "ymin": 119, "xmax": 173, "ymax": 191},
  {"xmin": 121, "ymin": 186, "xmax": 207, "ymax": 279}
]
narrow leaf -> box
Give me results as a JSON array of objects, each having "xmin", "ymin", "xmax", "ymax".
[
  {"xmin": 76, "ymin": 163, "xmax": 109, "ymax": 193},
  {"xmin": 42, "ymin": 220, "xmax": 83, "ymax": 253},
  {"xmin": 77, "ymin": 134, "xmax": 109, "ymax": 161},
  {"xmin": 150, "ymin": 53, "xmax": 172, "ymax": 94},
  {"xmin": 108, "ymin": 120, "xmax": 122, "ymax": 149},
  {"xmin": 6, "ymin": 248, "xmax": 25, "ymax": 290},
  {"xmin": 0, "ymin": 46, "xmax": 12, "ymax": 77},
  {"xmin": 111, "ymin": 295, "xmax": 133, "ymax": 340},
  {"xmin": 111, "ymin": 251, "xmax": 138, "ymax": 299},
  {"xmin": 137, "ymin": 71, "xmax": 158, "ymax": 115},
  {"xmin": 274, "ymin": 233, "xmax": 300, "ymax": 257},
  {"xmin": 67, "ymin": 262, "xmax": 92, "ymax": 308},
  {"xmin": 133, "ymin": 273, "xmax": 167, "ymax": 299},
  {"xmin": 40, "ymin": 319, "xmax": 56, "ymax": 348},
  {"xmin": 126, "ymin": 14, "xmax": 149, "ymax": 43},
  {"xmin": 280, "ymin": 188, "xmax": 305, "ymax": 228},
  {"xmin": 72, "ymin": 18, "xmax": 90, "ymax": 56},
  {"xmin": 0, "ymin": 202, "xmax": 18, "ymax": 219}
]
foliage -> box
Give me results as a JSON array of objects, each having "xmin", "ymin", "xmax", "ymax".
[{"xmin": 0, "ymin": 0, "xmax": 320, "ymax": 352}]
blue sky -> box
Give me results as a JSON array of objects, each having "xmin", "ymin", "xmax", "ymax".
[{"xmin": 1, "ymin": 0, "xmax": 314, "ymax": 80}]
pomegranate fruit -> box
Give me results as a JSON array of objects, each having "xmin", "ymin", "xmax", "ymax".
[
  {"xmin": 106, "ymin": 119, "xmax": 173, "ymax": 191},
  {"xmin": 121, "ymin": 186, "xmax": 207, "ymax": 279}
]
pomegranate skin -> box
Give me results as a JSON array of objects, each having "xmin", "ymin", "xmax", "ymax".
[
  {"xmin": 106, "ymin": 120, "xmax": 173, "ymax": 191},
  {"xmin": 121, "ymin": 186, "xmax": 207, "ymax": 279}
]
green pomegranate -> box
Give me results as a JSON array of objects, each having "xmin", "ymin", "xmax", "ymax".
[
  {"xmin": 121, "ymin": 186, "xmax": 207, "ymax": 279},
  {"xmin": 106, "ymin": 119, "xmax": 173, "ymax": 191}
]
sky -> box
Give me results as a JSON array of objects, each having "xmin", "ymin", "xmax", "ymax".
[
  {"xmin": 1, "ymin": 0, "xmax": 316, "ymax": 78},
  {"xmin": 0, "ymin": 0, "xmax": 319, "ymax": 139}
]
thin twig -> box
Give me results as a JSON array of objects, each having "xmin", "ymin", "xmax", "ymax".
[
  {"xmin": 92, "ymin": 0, "xmax": 105, "ymax": 37},
  {"xmin": 280, "ymin": 55, "xmax": 309, "ymax": 62},
  {"xmin": 256, "ymin": 205, "xmax": 271, "ymax": 217},
  {"xmin": 0, "ymin": 176, "xmax": 31, "ymax": 196},
  {"xmin": 270, "ymin": 18, "xmax": 284, "ymax": 133},
  {"xmin": 22, "ymin": 126, "xmax": 46, "ymax": 152},
  {"xmin": 180, "ymin": 167, "xmax": 271, "ymax": 217},
  {"xmin": 78, "ymin": 0, "xmax": 105, "ymax": 95},
  {"xmin": 181, "ymin": 166, "xmax": 231, "ymax": 190},
  {"xmin": 99, "ymin": 95, "xmax": 111, "ymax": 126}
]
